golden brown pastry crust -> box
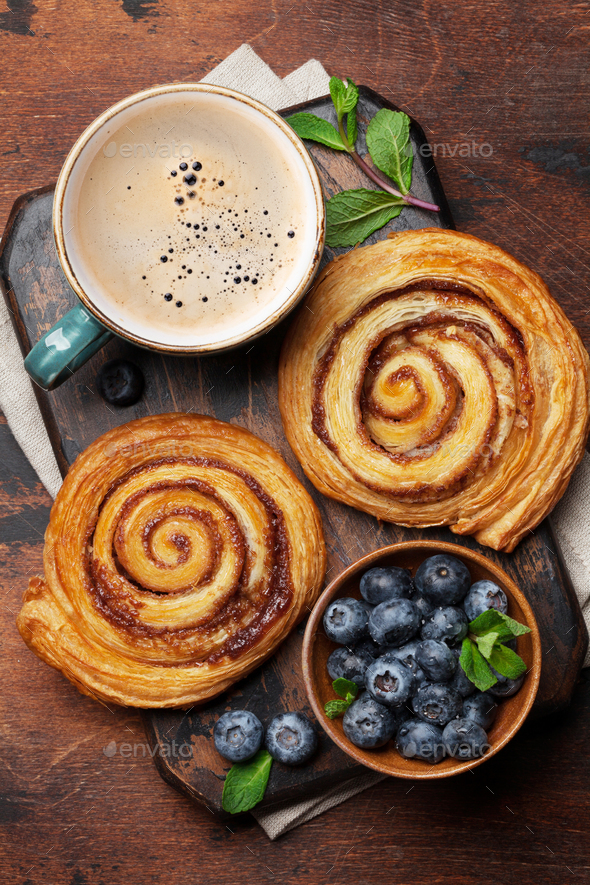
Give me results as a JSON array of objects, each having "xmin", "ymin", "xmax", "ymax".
[
  {"xmin": 279, "ymin": 228, "xmax": 590, "ymax": 552},
  {"xmin": 17, "ymin": 414, "xmax": 326, "ymax": 707}
]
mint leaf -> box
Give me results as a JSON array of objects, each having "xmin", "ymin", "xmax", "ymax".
[
  {"xmin": 469, "ymin": 609, "xmax": 531, "ymax": 640},
  {"xmin": 459, "ymin": 638, "xmax": 497, "ymax": 692},
  {"xmin": 346, "ymin": 106, "xmax": 358, "ymax": 148},
  {"xmin": 476, "ymin": 631, "xmax": 499, "ymax": 660},
  {"xmin": 469, "ymin": 610, "xmax": 510, "ymax": 637},
  {"xmin": 329, "ymin": 75, "xmax": 359, "ymax": 121},
  {"xmin": 326, "ymin": 188, "xmax": 404, "ymax": 247},
  {"xmin": 325, "ymin": 699, "xmax": 351, "ymax": 719},
  {"xmin": 221, "ymin": 749, "xmax": 273, "ymax": 814},
  {"xmin": 366, "ymin": 109, "xmax": 413, "ymax": 195},
  {"xmin": 332, "ymin": 678, "xmax": 359, "ymax": 700},
  {"xmin": 488, "ymin": 644, "xmax": 528, "ymax": 680},
  {"xmin": 325, "ymin": 679, "xmax": 358, "ymax": 718},
  {"xmin": 286, "ymin": 112, "xmax": 346, "ymax": 151},
  {"xmin": 495, "ymin": 612, "xmax": 531, "ymax": 637}
]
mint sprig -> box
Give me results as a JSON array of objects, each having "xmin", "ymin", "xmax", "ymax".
[
  {"xmin": 286, "ymin": 74, "xmax": 439, "ymax": 248},
  {"xmin": 460, "ymin": 610, "xmax": 531, "ymax": 692},
  {"xmin": 324, "ymin": 677, "xmax": 358, "ymax": 719},
  {"xmin": 221, "ymin": 749, "xmax": 273, "ymax": 814}
]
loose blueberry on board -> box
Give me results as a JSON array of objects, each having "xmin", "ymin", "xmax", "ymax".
[
  {"xmin": 327, "ymin": 646, "xmax": 374, "ymax": 686},
  {"xmin": 414, "ymin": 554, "xmax": 471, "ymax": 605},
  {"xmin": 364, "ymin": 656, "xmax": 415, "ymax": 707},
  {"xmin": 96, "ymin": 359, "xmax": 144, "ymax": 406},
  {"xmin": 421, "ymin": 606, "xmax": 469, "ymax": 644},
  {"xmin": 415, "ymin": 640, "xmax": 457, "ymax": 683},
  {"xmin": 342, "ymin": 692, "xmax": 399, "ymax": 749},
  {"xmin": 462, "ymin": 691, "xmax": 498, "ymax": 729},
  {"xmin": 443, "ymin": 718, "xmax": 489, "ymax": 760},
  {"xmin": 265, "ymin": 712, "xmax": 318, "ymax": 765},
  {"xmin": 323, "ymin": 597, "xmax": 369, "ymax": 645},
  {"xmin": 368, "ymin": 598, "xmax": 420, "ymax": 647},
  {"xmin": 412, "ymin": 593, "xmax": 434, "ymax": 619},
  {"xmin": 380, "ymin": 639, "xmax": 428, "ymax": 687},
  {"xmin": 359, "ymin": 566, "xmax": 414, "ymax": 605},
  {"xmin": 488, "ymin": 671, "xmax": 525, "ymax": 698},
  {"xmin": 213, "ymin": 711, "xmax": 264, "ymax": 763},
  {"xmin": 397, "ymin": 719, "xmax": 445, "ymax": 764},
  {"xmin": 463, "ymin": 580, "xmax": 508, "ymax": 621},
  {"xmin": 412, "ymin": 683, "xmax": 463, "ymax": 726},
  {"xmin": 448, "ymin": 648, "xmax": 476, "ymax": 697}
]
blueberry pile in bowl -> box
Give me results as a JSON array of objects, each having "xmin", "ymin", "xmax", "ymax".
[{"xmin": 302, "ymin": 541, "xmax": 541, "ymax": 779}]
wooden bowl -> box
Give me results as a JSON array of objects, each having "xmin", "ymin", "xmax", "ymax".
[{"xmin": 302, "ymin": 541, "xmax": 542, "ymax": 778}]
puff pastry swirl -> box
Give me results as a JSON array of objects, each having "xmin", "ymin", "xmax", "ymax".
[
  {"xmin": 17, "ymin": 414, "xmax": 326, "ymax": 707},
  {"xmin": 279, "ymin": 229, "xmax": 590, "ymax": 552}
]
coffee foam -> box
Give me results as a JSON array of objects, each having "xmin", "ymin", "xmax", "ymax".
[{"xmin": 61, "ymin": 90, "xmax": 320, "ymax": 349}]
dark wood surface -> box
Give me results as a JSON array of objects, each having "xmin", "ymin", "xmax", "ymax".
[
  {"xmin": 1, "ymin": 1, "xmax": 589, "ymax": 882},
  {"xmin": 2, "ymin": 87, "xmax": 586, "ymax": 816}
]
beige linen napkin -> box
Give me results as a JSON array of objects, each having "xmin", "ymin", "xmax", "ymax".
[{"xmin": 1, "ymin": 44, "xmax": 588, "ymax": 840}]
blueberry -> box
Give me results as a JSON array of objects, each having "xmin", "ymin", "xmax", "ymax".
[
  {"xmin": 449, "ymin": 665, "xmax": 475, "ymax": 698},
  {"xmin": 448, "ymin": 648, "xmax": 475, "ymax": 697},
  {"xmin": 421, "ymin": 606, "xmax": 468, "ymax": 644},
  {"xmin": 342, "ymin": 692, "xmax": 398, "ymax": 749},
  {"xmin": 488, "ymin": 670, "xmax": 525, "ymax": 698},
  {"xmin": 443, "ymin": 718, "xmax": 489, "ymax": 760},
  {"xmin": 265, "ymin": 712, "xmax": 318, "ymax": 765},
  {"xmin": 213, "ymin": 710, "xmax": 263, "ymax": 763},
  {"xmin": 414, "ymin": 554, "xmax": 471, "ymax": 605},
  {"xmin": 397, "ymin": 718, "xmax": 445, "ymax": 764},
  {"xmin": 368, "ymin": 598, "xmax": 420, "ymax": 647},
  {"xmin": 327, "ymin": 646, "xmax": 374, "ymax": 686},
  {"xmin": 96, "ymin": 359, "xmax": 144, "ymax": 406},
  {"xmin": 353, "ymin": 637, "xmax": 381, "ymax": 659},
  {"xmin": 380, "ymin": 640, "xmax": 428, "ymax": 687},
  {"xmin": 360, "ymin": 566, "xmax": 413, "ymax": 605},
  {"xmin": 358, "ymin": 599, "xmax": 375, "ymax": 617},
  {"xmin": 323, "ymin": 597, "xmax": 368, "ymax": 645},
  {"xmin": 462, "ymin": 691, "xmax": 498, "ymax": 729},
  {"xmin": 364, "ymin": 656, "xmax": 415, "ymax": 707},
  {"xmin": 463, "ymin": 580, "xmax": 508, "ymax": 621},
  {"xmin": 412, "ymin": 683, "xmax": 463, "ymax": 726},
  {"xmin": 412, "ymin": 593, "xmax": 434, "ymax": 619},
  {"xmin": 415, "ymin": 640, "xmax": 457, "ymax": 682}
]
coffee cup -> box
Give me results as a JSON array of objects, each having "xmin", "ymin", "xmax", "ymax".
[{"xmin": 24, "ymin": 83, "xmax": 325, "ymax": 389}]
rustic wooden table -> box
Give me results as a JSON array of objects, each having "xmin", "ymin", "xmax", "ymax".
[{"xmin": 1, "ymin": 2, "xmax": 589, "ymax": 882}]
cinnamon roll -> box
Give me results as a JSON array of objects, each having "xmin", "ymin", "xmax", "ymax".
[
  {"xmin": 17, "ymin": 414, "xmax": 326, "ymax": 707},
  {"xmin": 279, "ymin": 228, "xmax": 590, "ymax": 552}
]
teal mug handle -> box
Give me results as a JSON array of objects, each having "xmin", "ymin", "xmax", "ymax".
[{"xmin": 24, "ymin": 303, "xmax": 113, "ymax": 390}]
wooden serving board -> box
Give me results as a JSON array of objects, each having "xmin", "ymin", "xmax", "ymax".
[{"xmin": 1, "ymin": 88, "xmax": 587, "ymax": 818}]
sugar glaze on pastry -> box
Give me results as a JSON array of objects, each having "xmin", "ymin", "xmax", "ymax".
[
  {"xmin": 17, "ymin": 414, "xmax": 326, "ymax": 707},
  {"xmin": 279, "ymin": 229, "xmax": 590, "ymax": 552}
]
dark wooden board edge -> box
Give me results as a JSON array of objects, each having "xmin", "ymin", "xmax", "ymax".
[
  {"xmin": 0, "ymin": 183, "xmax": 71, "ymax": 478},
  {"xmin": 140, "ymin": 709, "xmax": 369, "ymax": 819},
  {"xmin": 0, "ymin": 88, "xmax": 586, "ymax": 819}
]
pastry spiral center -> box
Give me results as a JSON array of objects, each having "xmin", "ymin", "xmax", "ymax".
[
  {"xmin": 84, "ymin": 459, "xmax": 295, "ymax": 662},
  {"xmin": 313, "ymin": 287, "xmax": 524, "ymax": 500}
]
